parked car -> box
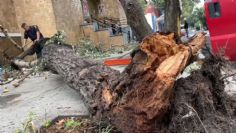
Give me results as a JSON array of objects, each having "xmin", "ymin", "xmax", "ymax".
[{"xmin": 205, "ymin": 0, "xmax": 236, "ymax": 60}]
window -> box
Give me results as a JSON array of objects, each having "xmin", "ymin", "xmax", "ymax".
[{"xmin": 208, "ymin": 2, "xmax": 221, "ymax": 18}]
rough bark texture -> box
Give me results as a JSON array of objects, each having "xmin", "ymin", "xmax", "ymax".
[
  {"xmin": 119, "ymin": 0, "xmax": 152, "ymax": 42},
  {"xmin": 42, "ymin": 44, "xmax": 120, "ymax": 114},
  {"xmin": 42, "ymin": 32, "xmax": 207, "ymax": 132},
  {"xmin": 164, "ymin": 0, "xmax": 181, "ymax": 37}
]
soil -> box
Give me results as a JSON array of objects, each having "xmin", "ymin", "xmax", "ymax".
[{"xmin": 169, "ymin": 56, "xmax": 236, "ymax": 133}]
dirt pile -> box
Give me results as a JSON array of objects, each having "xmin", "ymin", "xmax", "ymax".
[{"xmin": 169, "ymin": 56, "xmax": 236, "ymax": 133}]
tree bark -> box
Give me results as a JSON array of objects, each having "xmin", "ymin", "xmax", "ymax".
[
  {"xmin": 119, "ymin": 0, "xmax": 152, "ymax": 42},
  {"xmin": 42, "ymin": 44, "xmax": 120, "ymax": 114},
  {"xmin": 164, "ymin": 0, "xmax": 181, "ymax": 37},
  {"xmin": 42, "ymin": 32, "xmax": 206, "ymax": 132}
]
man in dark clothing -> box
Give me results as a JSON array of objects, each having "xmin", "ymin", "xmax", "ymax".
[
  {"xmin": 184, "ymin": 20, "xmax": 189, "ymax": 38},
  {"xmin": 18, "ymin": 23, "xmax": 46, "ymax": 59}
]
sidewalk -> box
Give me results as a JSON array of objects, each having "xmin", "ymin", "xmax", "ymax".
[{"xmin": 0, "ymin": 72, "xmax": 88, "ymax": 133}]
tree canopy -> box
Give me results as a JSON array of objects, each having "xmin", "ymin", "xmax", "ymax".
[
  {"xmin": 139, "ymin": 0, "xmax": 201, "ymax": 19},
  {"xmin": 189, "ymin": 7, "xmax": 207, "ymax": 29}
]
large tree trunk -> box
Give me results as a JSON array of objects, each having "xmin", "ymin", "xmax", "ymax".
[
  {"xmin": 42, "ymin": 32, "xmax": 207, "ymax": 132},
  {"xmin": 119, "ymin": 0, "xmax": 152, "ymax": 42},
  {"xmin": 164, "ymin": 0, "xmax": 181, "ymax": 37}
]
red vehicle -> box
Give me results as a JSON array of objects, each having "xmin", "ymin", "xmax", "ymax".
[{"xmin": 205, "ymin": 0, "xmax": 236, "ymax": 60}]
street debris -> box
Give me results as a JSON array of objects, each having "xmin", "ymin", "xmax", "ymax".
[
  {"xmin": 45, "ymin": 31, "xmax": 66, "ymax": 45},
  {"xmin": 76, "ymin": 38, "xmax": 111, "ymax": 58},
  {"xmin": 0, "ymin": 61, "xmax": 45, "ymax": 88},
  {"xmin": 177, "ymin": 60, "xmax": 203, "ymax": 79},
  {"xmin": 0, "ymin": 66, "xmax": 19, "ymax": 85},
  {"xmin": 3, "ymin": 87, "xmax": 9, "ymax": 93},
  {"xmin": 41, "ymin": 116, "xmax": 118, "ymax": 133}
]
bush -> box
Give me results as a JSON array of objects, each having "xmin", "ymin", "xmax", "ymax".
[{"xmin": 76, "ymin": 39, "xmax": 110, "ymax": 59}]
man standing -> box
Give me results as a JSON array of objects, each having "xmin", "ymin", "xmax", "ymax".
[
  {"xmin": 184, "ymin": 19, "xmax": 189, "ymax": 38},
  {"xmin": 18, "ymin": 23, "xmax": 45, "ymax": 59}
]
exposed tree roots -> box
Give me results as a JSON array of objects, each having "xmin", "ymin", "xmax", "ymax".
[{"xmin": 169, "ymin": 57, "xmax": 236, "ymax": 133}]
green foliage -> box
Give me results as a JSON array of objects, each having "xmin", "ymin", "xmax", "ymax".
[
  {"xmin": 189, "ymin": 7, "xmax": 207, "ymax": 29},
  {"xmin": 15, "ymin": 129, "xmax": 21, "ymax": 133},
  {"xmin": 101, "ymin": 125, "xmax": 113, "ymax": 133},
  {"xmin": 64, "ymin": 119, "xmax": 82, "ymax": 130},
  {"xmin": 15, "ymin": 112, "xmax": 37, "ymax": 133},
  {"xmin": 139, "ymin": 0, "xmax": 199, "ymax": 18},
  {"xmin": 139, "ymin": 0, "xmax": 165, "ymax": 11},
  {"xmin": 31, "ymin": 61, "xmax": 46, "ymax": 76},
  {"xmin": 22, "ymin": 112, "xmax": 36, "ymax": 133},
  {"xmin": 76, "ymin": 39, "xmax": 111, "ymax": 59},
  {"xmin": 46, "ymin": 31, "xmax": 66, "ymax": 45},
  {"xmin": 138, "ymin": 0, "xmax": 148, "ymax": 9},
  {"xmin": 152, "ymin": 0, "xmax": 165, "ymax": 10},
  {"xmin": 182, "ymin": 0, "xmax": 195, "ymax": 19},
  {"xmin": 181, "ymin": 0, "xmax": 207, "ymax": 29},
  {"xmin": 43, "ymin": 120, "xmax": 52, "ymax": 128},
  {"xmin": 2, "ymin": 65, "xmax": 13, "ymax": 73}
]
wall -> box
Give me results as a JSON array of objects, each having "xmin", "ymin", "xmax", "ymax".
[
  {"xmin": 86, "ymin": 0, "xmax": 127, "ymax": 26},
  {"xmin": 99, "ymin": 0, "xmax": 120, "ymax": 19},
  {"xmin": 0, "ymin": 0, "xmax": 127, "ymax": 65},
  {"xmin": 0, "ymin": 37, "xmax": 22, "ymax": 65},
  {"xmin": 0, "ymin": 1, "xmax": 20, "ymax": 32},
  {"xmin": 116, "ymin": 0, "xmax": 128, "ymax": 27},
  {"xmin": 85, "ymin": 0, "xmax": 122, "ymax": 19},
  {"xmin": 0, "ymin": 0, "xmax": 127, "ymax": 43},
  {"xmin": 52, "ymin": 0, "xmax": 84, "ymax": 44},
  {"xmin": 0, "ymin": 0, "xmax": 58, "ymax": 65},
  {"xmin": 87, "ymin": 0, "xmax": 100, "ymax": 18},
  {"xmin": 0, "ymin": 0, "xmax": 21, "ymax": 65},
  {"xmin": 13, "ymin": 0, "xmax": 57, "ymax": 38},
  {"xmin": 81, "ymin": 25, "xmax": 124, "ymax": 50}
]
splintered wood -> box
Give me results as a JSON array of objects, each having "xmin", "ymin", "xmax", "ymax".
[{"xmin": 111, "ymin": 33, "xmax": 206, "ymax": 132}]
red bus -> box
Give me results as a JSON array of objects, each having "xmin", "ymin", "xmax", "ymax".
[{"xmin": 205, "ymin": 0, "xmax": 236, "ymax": 60}]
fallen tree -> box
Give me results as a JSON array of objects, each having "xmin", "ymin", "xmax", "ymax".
[{"xmin": 40, "ymin": 32, "xmax": 236, "ymax": 133}]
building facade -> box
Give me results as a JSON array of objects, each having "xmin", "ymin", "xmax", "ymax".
[
  {"xmin": 0, "ymin": 0, "xmax": 128, "ymax": 44},
  {"xmin": 0, "ymin": 0, "xmax": 129, "ymax": 64}
]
